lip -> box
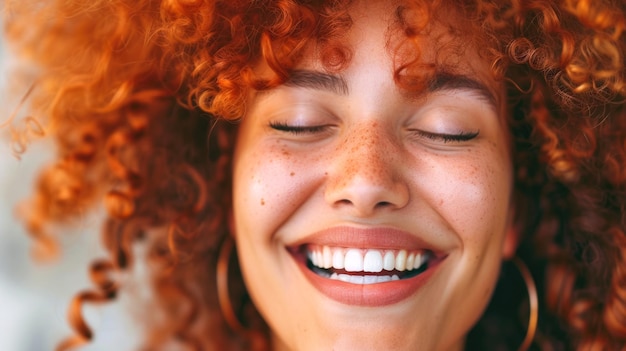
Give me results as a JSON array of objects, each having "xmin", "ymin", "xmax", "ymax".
[
  {"xmin": 287, "ymin": 226, "xmax": 447, "ymax": 306},
  {"xmin": 288, "ymin": 226, "xmax": 442, "ymax": 251}
]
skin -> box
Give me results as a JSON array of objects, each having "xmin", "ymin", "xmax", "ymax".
[{"xmin": 232, "ymin": 1, "xmax": 516, "ymax": 350}]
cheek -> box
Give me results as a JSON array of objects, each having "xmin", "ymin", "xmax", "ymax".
[
  {"xmin": 425, "ymin": 149, "xmax": 512, "ymax": 246},
  {"xmin": 232, "ymin": 139, "xmax": 319, "ymax": 241}
]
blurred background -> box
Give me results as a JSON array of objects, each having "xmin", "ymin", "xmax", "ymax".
[{"xmin": 0, "ymin": 23, "xmax": 139, "ymax": 351}]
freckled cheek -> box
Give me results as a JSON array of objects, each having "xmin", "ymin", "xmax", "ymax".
[
  {"xmin": 433, "ymin": 157, "xmax": 512, "ymax": 241},
  {"xmin": 233, "ymin": 145, "xmax": 321, "ymax": 232}
]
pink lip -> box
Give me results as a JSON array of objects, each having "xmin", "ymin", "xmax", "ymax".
[
  {"xmin": 294, "ymin": 253, "xmax": 444, "ymax": 306},
  {"xmin": 288, "ymin": 226, "xmax": 447, "ymax": 306},
  {"xmin": 288, "ymin": 226, "xmax": 441, "ymax": 251}
]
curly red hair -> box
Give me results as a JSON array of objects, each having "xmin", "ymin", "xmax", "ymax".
[{"xmin": 3, "ymin": 0, "xmax": 626, "ymax": 350}]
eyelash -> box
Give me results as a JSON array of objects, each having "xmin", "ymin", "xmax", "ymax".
[
  {"xmin": 269, "ymin": 122, "xmax": 329, "ymax": 134},
  {"xmin": 270, "ymin": 122, "xmax": 479, "ymax": 143},
  {"xmin": 410, "ymin": 129, "xmax": 480, "ymax": 143}
]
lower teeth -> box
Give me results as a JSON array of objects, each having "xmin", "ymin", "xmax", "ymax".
[
  {"xmin": 331, "ymin": 273, "xmax": 400, "ymax": 284},
  {"xmin": 307, "ymin": 260, "xmax": 428, "ymax": 284}
]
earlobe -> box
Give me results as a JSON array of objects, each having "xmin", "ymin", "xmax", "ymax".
[
  {"xmin": 227, "ymin": 209, "xmax": 237, "ymax": 240},
  {"xmin": 501, "ymin": 202, "xmax": 521, "ymax": 259},
  {"xmin": 502, "ymin": 225, "xmax": 520, "ymax": 260}
]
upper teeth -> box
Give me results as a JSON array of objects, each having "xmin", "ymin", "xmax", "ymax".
[{"xmin": 308, "ymin": 246, "xmax": 428, "ymax": 273}]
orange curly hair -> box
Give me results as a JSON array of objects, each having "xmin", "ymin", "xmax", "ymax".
[{"xmin": 3, "ymin": 0, "xmax": 626, "ymax": 350}]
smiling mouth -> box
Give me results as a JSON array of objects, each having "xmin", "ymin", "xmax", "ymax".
[
  {"xmin": 301, "ymin": 245, "xmax": 433, "ymax": 285},
  {"xmin": 287, "ymin": 226, "xmax": 446, "ymax": 306}
]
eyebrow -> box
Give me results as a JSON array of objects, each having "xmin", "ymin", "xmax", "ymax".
[
  {"xmin": 284, "ymin": 70, "xmax": 349, "ymax": 95},
  {"xmin": 427, "ymin": 72, "xmax": 498, "ymax": 109},
  {"xmin": 281, "ymin": 69, "xmax": 497, "ymax": 108}
]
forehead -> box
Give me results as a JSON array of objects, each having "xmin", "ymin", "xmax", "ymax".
[{"xmin": 288, "ymin": 0, "xmax": 501, "ymax": 105}]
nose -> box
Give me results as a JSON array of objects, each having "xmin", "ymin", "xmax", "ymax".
[{"xmin": 324, "ymin": 123, "xmax": 409, "ymax": 217}]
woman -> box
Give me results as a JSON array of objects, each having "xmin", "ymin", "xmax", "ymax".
[{"xmin": 3, "ymin": 0, "xmax": 626, "ymax": 350}]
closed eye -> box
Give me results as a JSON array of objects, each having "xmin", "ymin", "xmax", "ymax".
[
  {"xmin": 269, "ymin": 122, "xmax": 329, "ymax": 135},
  {"xmin": 409, "ymin": 129, "xmax": 480, "ymax": 143}
]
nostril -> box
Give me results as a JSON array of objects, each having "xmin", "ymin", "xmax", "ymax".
[
  {"xmin": 335, "ymin": 199, "xmax": 392, "ymax": 210},
  {"xmin": 325, "ymin": 169, "xmax": 410, "ymax": 215},
  {"xmin": 337, "ymin": 199, "xmax": 353, "ymax": 206}
]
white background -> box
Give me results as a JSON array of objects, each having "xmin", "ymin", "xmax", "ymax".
[{"xmin": 0, "ymin": 27, "xmax": 139, "ymax": 351}]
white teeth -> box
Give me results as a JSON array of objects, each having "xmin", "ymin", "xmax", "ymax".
[
  {"xmin": 332, "ymin": 249, "xmax": 344, "ymax": 269},
  {"xmin": 330, "ymin": 273, "xmax": 403, "ymax": 284},
  {"xmin": 377, "ymin": 275, "xmax": 391, "ymax": 283},
  {"xmin": 414, "ymin": 252, "xmax": 423, "ymax": 269},
  {"xmin": 344, "ymin": 249, "xmax": 364, "ymax": 272},
  {"xmin": 363, "ymin": 275, "xmax": 378, "ymax": 284},
  {"xmin": 383, "ymin": 251, "xmax": 395, "ymax": 271},
  {"xmin": 363, "ymin": 250, "xmax": 383, "ymax": 273},
  {"xmin": 396, "ymin": 250, "xmax": 407, "ymax": 271},
  {"xmin": 406, "ymin": 253, "xmax": 415, "ymax": 271},
  {"xmin": 308, "ymin": 246, "xmax": 430, "ymax": 275},
  {"xmin": 322, "ymin": 246, "xmax": 332, "ymax": 269},
  {"xmin": 350, "ymin": 275, "xmax": 365, "ymax": 284},
  {"xmin": 314, "ymin": 250, "xmax": 323, "ymax": 267},
  {"xmin": 335, "ymin": 273, "xmax": 350, "ymax": 282},
  {"xmin": 334, "ymin": 273, "xmax": 363, "ymax": 284}
]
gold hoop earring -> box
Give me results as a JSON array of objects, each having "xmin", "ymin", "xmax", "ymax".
[
  {"xmin": 217, "ymin": 236, "xmax": 269, "ymax": 351},
  {"xmin": 217, "ymin": 235, "xmax": 246, "ymax": 333},
  {"xmin": 512, "ymin": 256, "xmax": 538, "ymax": 351}
]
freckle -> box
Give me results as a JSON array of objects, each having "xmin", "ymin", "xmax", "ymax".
[
  {"xmin": 290, "ymin": 172, "xmax": 295, "ymax": 176},
  {"xmin": 260, "ymin": 198, "xmax": 265, "ymax": 206}
]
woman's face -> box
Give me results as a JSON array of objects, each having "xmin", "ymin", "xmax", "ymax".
[{"xmin": 232, "ymin": 2, "xmax": 515, "ymax": 350}]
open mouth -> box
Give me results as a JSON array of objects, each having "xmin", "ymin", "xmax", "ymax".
[
  {"xmin": 298, "ymin": 245, "xmax": 433, "ymax": 285},
  {"xmin": 286, "ymin": 227, "xmax": 445, "ymax": 306}
]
